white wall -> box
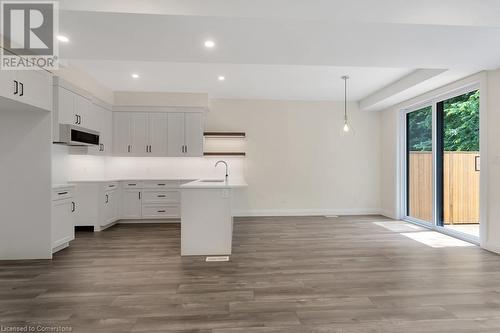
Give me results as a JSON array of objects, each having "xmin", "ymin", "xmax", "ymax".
[
  {"xmin": 63, "ymin": 98, "xmax": 382, "ymax": 216},
  {"xmin": 485, "ymin": 69, "xmax": 500, "ymax": 253},
  {"xmin": 0, "ymin": 106, "xmax": 52, "ymax": 259},
  {"xmin": 207, "ymin": 99, "xmax": 382, "ymax": 215}
]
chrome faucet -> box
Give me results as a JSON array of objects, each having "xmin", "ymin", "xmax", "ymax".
[{"xmin": 215, "ymin": 160, "xmax": 229, "ymax": 181}]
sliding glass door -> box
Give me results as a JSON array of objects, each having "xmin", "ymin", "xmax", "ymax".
[
  {"xmin": 437, "ymin": 91, "xmax": 480, "ymax": 238},
  {"xmin": 406, "ymin": 106, "xmax": 433, "ymax": 224},
  {"xmin": 404, "ymin": 88, "xmax": 480, "ymax": 241}
]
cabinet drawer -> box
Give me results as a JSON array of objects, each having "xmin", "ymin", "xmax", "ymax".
[
  {"xmin": 52, "ymin": 187, "xmax": 73, "ymax": 201},
  {"xmin": 142, "ymin": 190, "xmax": 180, "ymax": 203},
  {"xmin": 143, "ymin": 180, "xmax": 180, "ymax": 189},
  {"xmin": 102, "ymin": 182, "xmax": 119, "ymax": 192},
  {"xmin": 122, "ymin": 181, "xmax": 143, "ymax": 189},
  {"xmin": 142, "ymin": 204, "xmax": 180, "ymax": 219}
]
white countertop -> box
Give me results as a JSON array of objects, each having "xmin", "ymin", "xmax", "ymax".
[
  {"xmin": 52, "ymin": 183, "xmax": 76, "ymax": 189},
  {"xmin": 181, "ymin": 179, "xmax": 248, "ymax": 189},
  {"xmin": 69, "ymin": 178, "xmax": 194, "ymax": 183}
]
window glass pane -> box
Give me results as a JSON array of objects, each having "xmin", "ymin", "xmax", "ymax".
[
  {"xmin": 441, "ymin": 91, "xmax": 480, "ymax": 238},
  {"xmin": 407, "ymin": 106, "xmax": 433, "ymax": 222}
]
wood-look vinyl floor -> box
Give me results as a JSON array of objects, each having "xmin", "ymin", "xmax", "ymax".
[{"xmin": 2, "ymin": 215, "xmax": 500, "ymax": 332}]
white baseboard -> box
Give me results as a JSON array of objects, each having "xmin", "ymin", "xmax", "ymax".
[
  {"xmin": 232, "ymin": 208, "xmax": 384, "ymax": 217},
  {"xmin": 483, "ymin": 241, "xmax": 500, "ymax": 255},
  {"xmin": 379, "ymin": 209, "xmax": 398, "ymax": 220}
]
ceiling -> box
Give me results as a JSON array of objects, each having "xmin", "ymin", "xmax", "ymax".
[{"xmin": 58, "ymin": 0, "xmax": 500, "ymax": 104}]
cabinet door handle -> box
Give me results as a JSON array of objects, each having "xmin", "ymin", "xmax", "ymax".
[
  {"xmin": 105, "ymin": 194, "xmax": 109, "ymax": 203},
  {"xmin": 75, "ymin": 114, "xmax": 79, "ymax": 124},
  {"xmin": 13, "ymin": 80, "xmax": 18, "ymax": 95},
  {"xmin": 71, "ymin": 201, "xmax": 76, "ymax": 212},
  {"xmin": 185, "ymin": 145, "xmax": 188, "ymax": 153},
  {"xmin": 127, "ymin": 145, "xmax": 131, "ymax": 153},
  {"xmin": 78, "ymin": 115, "xmax": 82, "ymax": 124},
  {"xmin": 138, "ymin": 192, "xmax": 141, "ymax": 199},
  {"xmin": 19, "ymin": 82, "xmax": 23, "ymax": 96},
  {"xmin": 101, "ymin": 144, "xmax": 105, "ymax": 152}
]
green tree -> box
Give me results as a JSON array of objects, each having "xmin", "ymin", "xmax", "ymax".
[
  {"xmin": 408, "ymin": 106, "xmax": 432, "ymax": 151},
  {"xmin": 407, "ymin": 91, "xmax": 479, "ymax": 152},
  {"xmin": 443, "ymin": 90, "xmax": 479, "ymax": 151}
]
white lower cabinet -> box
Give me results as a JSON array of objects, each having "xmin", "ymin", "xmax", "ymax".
[
  {"xmin": 103, "ymin": 188, "xmax": 119, "ymax": 226},
  {"xmin": 73, "ymin": 181, "xmax": 120, "ymax": 231},
  {"xmin": 51, "ymin": 186, "xmax": 76, "ymax": 253},
  {"xmin": 121, "ymin": 189, "xmax": 142, "ymax": 219},
  {"xmin": 142, "ymin": 204, "xmax": 180, "ymax": 219},
  {"xmin": 73, "ymin": 180, "xmax": 182, "ymax": 231}
]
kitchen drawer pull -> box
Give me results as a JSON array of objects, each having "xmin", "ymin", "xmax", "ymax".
[
  {"xmin": 128, "ymin": 183, "xmax": 136, "ymax": 186},
  {"xmin": 108, "ymin": 185, "xmax": 115, "ymax": 188},
  {"xmin": 157, "ymin": 184, "xmax": 166, "ymax": 186},
  {"xmin": 157, "ymin": 210, "xmax": 166, "ymax": 213},
  {"xmin": 157, "ymin": 195, "xmax": 166, "ymax": 198},
  {"xmin": 57, "ymin": 191, "xmax": 68, "ymax": 195}
]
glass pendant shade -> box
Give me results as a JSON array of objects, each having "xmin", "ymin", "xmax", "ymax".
[{"xmin": 340, "ymin": 118, "xmax": 355, "ymax": 136}]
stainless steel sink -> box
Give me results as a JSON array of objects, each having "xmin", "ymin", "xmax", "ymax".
[{"xmin": 200, "ymin": 179, "xmax": 225, "ymax": 183}]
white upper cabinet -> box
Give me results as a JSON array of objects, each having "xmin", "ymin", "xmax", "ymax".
[
  {"xmin": 167, "ymin": 113, "xmax": 185, "ymax": 157},
  {"xmin": 54, "ymin": 86, "xmax": 94, "ymax": 129},
  {"xmin": 112, "ymin": 109, "xmax": 204, "ymax": 157},
  {"xmin": 0, "ymin": 69, "xmax": 52, "ymax": 111},
  {"xmin": 15, "ymin": 70, "xmax": 53, "ymax": 111},
  {"xmin": 113, "ymin": 112, "xmax": 133, "ymax": 155},
  {"xmin": 53, "ymin": 78, "xmax": 98, "ymax": 142},
  {"xmin": 148, "ymin": 113, "xmax": 168, "ymax": 156},
  {"xmin": 184, "ymin": 113, "xmax": 204, "ymax": 157},
  {"xmin": 131, "ymin": 113, "xmax": 148, "ymax": 156},
  {"xmin": 56, "ymin": 86, "xmax": 77, "ymax": 125},
  {"xmin": 74, "ymin": 93, "xmax": 95, "ymax": 130},
  {"xmin": 88, "ymin": 103, "xmax": 113, "ymax": 156},
  {"xmin": 167, "ymin": 112, "xmax": 204, "ymax": 157}
]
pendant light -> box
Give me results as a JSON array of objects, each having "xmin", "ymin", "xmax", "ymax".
[{"xmin": 340, "ymin": 75, "xmax": 355, "ymax": 136}]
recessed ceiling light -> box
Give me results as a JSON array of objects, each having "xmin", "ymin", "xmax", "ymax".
[
  {"xmin": 57, "ymin": 35, "xmax": 69, "ymax": 43},
  {"xmin": 131, "ymin": 73, "xmax": 140, "ymax": 79},
  {"xmin": 204, "ymin": 40, "xmax": 215, "ymax": 48},
  {"xmin": 218, "ymin": 75, "xmax": 225, "ymax": 81}
]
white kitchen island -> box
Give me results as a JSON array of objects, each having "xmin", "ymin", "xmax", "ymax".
[{"xmin": 180, "ymin": 179, "xmax": 247, "ymax": 256}]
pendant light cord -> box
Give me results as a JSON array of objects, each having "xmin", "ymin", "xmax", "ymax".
[
  {"xmin": 344, "ymin": 77, "xmax": 347, "ymax": 121},
  {"xmin": 342, "ymin": 75, "xmax": 349, "ymax": 122}
]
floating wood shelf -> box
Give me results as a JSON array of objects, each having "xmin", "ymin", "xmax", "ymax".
[
  {"xmin": 203, "ymin": 152, "xmax": 246, "ymax": 156},
  {"xmin": 204, "ymin": 132, "xmax": 246, "ymax": 138}
]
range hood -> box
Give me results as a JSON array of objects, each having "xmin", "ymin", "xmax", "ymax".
[{"xmin": 54, "ymin": 124, "xmax": 100, "ymax": 146}]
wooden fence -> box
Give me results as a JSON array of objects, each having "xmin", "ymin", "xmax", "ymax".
[{"xmin": 408, "ymin": 151, "xmax": 480, "ymax": 224}]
